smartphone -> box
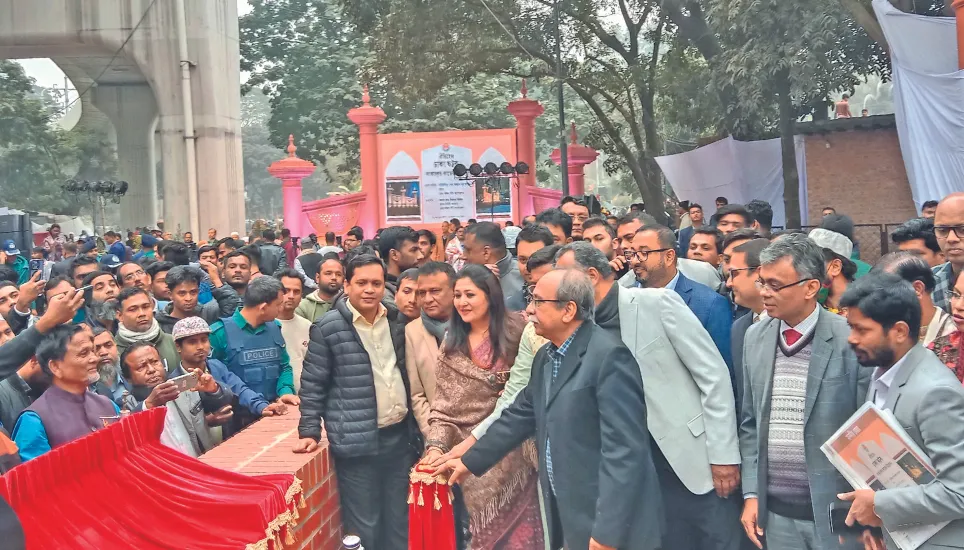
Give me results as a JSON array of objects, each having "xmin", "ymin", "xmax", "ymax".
[
  {"xmin": 829, "ymin": 502, "xmax": 854, "ymax": 534},
  {"xmin": 169, "ymin": 372, "xmax": 198, "ymax": 392},
  {"xmin": 75, "ymin": 284, "xmax": 94, "ymax": 294},
  {"xmin": 28, "ymin": 259, "xmax": 44, "ymax": 274}
]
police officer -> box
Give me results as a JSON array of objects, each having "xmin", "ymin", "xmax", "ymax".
[{"xmin": 208, "ymin": 276, "xmax": 299, "ymax": 428}]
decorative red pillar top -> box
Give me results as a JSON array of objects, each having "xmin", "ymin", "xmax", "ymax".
[
  {"xmin": 348, "ymin": 84, "xmax": 388, "ymax": 127},
  {"xmin": 507, "ymin": 79, "xmax": 546, "ymax": 121},
  {"xmin": 551, "ymin": 123, "xmax": 599, "ymax": 166},
  {"xmin": 550, "ymin": 124, "xmax": 599, "ymax": 197},
  {"xmin": 268, "ymin": 135, "xmax": 317, "ymax": 184}
]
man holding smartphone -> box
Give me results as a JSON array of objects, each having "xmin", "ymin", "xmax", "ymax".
[{"xmin": 117, "ymin": 341, "xmax": 234, "ymax": 457}]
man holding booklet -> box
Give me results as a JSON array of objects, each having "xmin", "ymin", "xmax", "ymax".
[{"xmin": 838, "ymin": 273, "xmax": 964, "ymax": 549}]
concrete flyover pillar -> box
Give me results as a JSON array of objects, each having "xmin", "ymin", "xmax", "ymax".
[{"xmin": 91, "ymin": 84, "xmax": 159, "ymax": 231}]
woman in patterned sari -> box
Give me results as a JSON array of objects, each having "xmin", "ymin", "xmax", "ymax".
[
  {"xmin": 420, "ymin": 264, "xmax": 543, "ymax": 549},
  {"xmin": 930, "ymin": 267, "xmax": 964, "ymax": 382}
]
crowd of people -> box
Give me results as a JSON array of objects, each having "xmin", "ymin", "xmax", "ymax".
[{"xmin": 1, "ymin": 192, "xmax": 964, "ymax": 550}]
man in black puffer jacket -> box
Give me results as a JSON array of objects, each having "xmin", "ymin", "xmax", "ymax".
[{"xmin": 294, "ymin": 254, "xmax": 416, "ymax": 550}]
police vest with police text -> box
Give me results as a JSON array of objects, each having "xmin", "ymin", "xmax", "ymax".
[{"xmin": 221, "ymin": 318, "xmax": 286, "ymax": 402}]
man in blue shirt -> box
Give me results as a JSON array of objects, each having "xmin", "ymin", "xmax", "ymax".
[
  {"xmin": 104, "ymin": 231, "xmax": 127, "ymax": 261},
  {"xmin": 12, "ymin": 325, "xmax": 120, "ymax": 462}
]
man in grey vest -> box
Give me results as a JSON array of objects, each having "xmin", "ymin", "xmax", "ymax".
[
  {"xmin": 208, "ymin": 276, "xmax": 299, "ymax": 427},
  {"xmin": 12, "ymin": 325, "xmax": 120, "ymax": 462}
]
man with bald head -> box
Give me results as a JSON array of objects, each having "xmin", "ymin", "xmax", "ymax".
[{"xmin": 931, "ymin": 193, "xmax": 964, "ymax": 311}]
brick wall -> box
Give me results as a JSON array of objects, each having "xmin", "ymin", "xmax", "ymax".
[
  {"xmin": 803, "ymin": 128, "xmax": 918, "ymax": 226},
  {"xmin": 199, "ymin": 413, "xmax": 342, "ymax": 550}
]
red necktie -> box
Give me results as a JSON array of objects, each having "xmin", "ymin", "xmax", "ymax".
[{"xmin": 783, "ymin": 328, "xmax": 803, "ymax": 346}]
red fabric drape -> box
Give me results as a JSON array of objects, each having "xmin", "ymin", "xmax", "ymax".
[
  {"xmin": 408, "ymin": 464, "xmax": 455, "ymax": 550},
  {"xmin": 0, "ymin": 408, "xmax": 305, "ymax": 550}
]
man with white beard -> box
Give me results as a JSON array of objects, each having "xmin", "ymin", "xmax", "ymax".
[{"xmin": 90, "ymin": 327, "xmax": 122, "ymax": 401}]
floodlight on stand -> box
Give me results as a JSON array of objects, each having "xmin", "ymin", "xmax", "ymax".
[
  {"xmin": 468, "ymin": 163, "xmax": 484, "ymax": 177},
  {"xmin": 499, "ymin": 162, "xmax": 515, "ymax": 174},
  {"xmin": 515, "ymin": 162, "xmax": 530, "ymax": 175},
  {"xmin": 453, "ymin": 164, "xmax": 468, "ymax": 177},
  {"xmin": 484, "ymin": 162, "xmax": 499, "ymax": 175}
]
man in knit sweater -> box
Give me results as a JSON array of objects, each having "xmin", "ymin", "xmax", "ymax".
[{"xmin": 739, "ymin": 234, "xmax": 870, "ymax": 550}]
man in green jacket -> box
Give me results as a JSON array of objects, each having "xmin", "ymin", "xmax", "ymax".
[
  {"xmin": 1, "ymin": 241, "xmax": 30, "ymax": 285},
  {"xmin": 294, "ymin": 256, "xmax": 343, "ymax": 323}
]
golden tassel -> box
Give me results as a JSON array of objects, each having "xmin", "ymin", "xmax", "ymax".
[
  {"xmin": 274, "ymin": 532, "xmax": 283, "ymax": 549},
  {"xmin": 285, "ymin": 526, "xmax": 295, "ymax": 545},
  {"xmin": 298, "ymin": 493, "xmax": 306, "ymax": 509},
  {"xmin": 417, "ymin": 486, "xmax": 424, "ymax": 507},
  {"xmin": 407, "ymin": 485, "xmax": 414, "ymax": 504},
  {"xmin": 291, "ymin": 504, "xmax": 300, "ymax": 522},
  {"xmin": 448, "ymin": 488, "xmax": 454, "ymax": 504},
  {"xmin": 434, "ymin": 487, "xmax": 442, "ymax": 511}
]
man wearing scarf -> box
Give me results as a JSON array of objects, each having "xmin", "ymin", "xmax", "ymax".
[
  {"xmin": 11, "ymin": 325, "xmax": 120, "ymax": 462},
  {"xmin": 117, "ymin": 342, "xmax": 233, "ymax": 457},
  {"xmin": 405, "ymin": 261, "xmax": 455, "ymax": 437},
  {"xmin": 114, "ymin": 287, "xmax": 180, "ymax": 381}
]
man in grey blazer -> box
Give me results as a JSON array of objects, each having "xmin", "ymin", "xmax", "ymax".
[
  {"xmin": 740, "ymin": 234, "xmax": 870, "ymax": 550},
  {"xmin": 838, "ymin": 273, "xmax": 964, "ymax": 549},
  {"xmin": 557, "ymin": 242, "xmax": 742, "ymax": 550}
]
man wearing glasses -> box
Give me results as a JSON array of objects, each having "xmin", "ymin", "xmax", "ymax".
[
  {"xmin": 626, "ymin": 224, "xmax": 733, "ymax": 375},
  {"xmin": 931, "ymin": 193, "xmax": 964, "ymax": 312},
  {"xmin": 725, "ymin": 238, "xmax": 769, "ymax": 415},
  {"xmin": 739, "ymin": 234, "xmax": 870, "ymax": 550}
]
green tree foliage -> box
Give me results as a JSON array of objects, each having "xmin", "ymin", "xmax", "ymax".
[
  {"xmin": 0, "ymin": 61, "xmax": 117, "ymax": 215},
  {"xmin": 322, "ymin": 0, "xmax": 902, "ymax": 223},
  {"xmin": 239, "ymin": 0, "xmax": 635, "ymax": 214}
]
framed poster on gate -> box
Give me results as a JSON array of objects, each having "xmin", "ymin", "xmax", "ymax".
[{"xmin": 376, "ymin": 129, "xmax": 518, "ymax": 228}]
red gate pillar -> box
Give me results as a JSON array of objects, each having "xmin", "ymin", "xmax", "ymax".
[
  {"xmin": 551, "ymin": 123, "xmax": 599, "ymax": 197},
  {"xmin": 348, "ymin": 85, "xmax": 387, "ymax": 236},
  {"xmin": 507, "ymin": 80, "xmax": 545, "ymax": 221},
  {"xmin": 269, "ymin": 135, "xmax": 316, "ymax": 238}
]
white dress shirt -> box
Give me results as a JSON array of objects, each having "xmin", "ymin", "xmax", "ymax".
[
  {"xmin": 779, "ymin": 303, "xmax": 819, "ymax": 347},
  {"xmin": 345, "ymin": 300, "xmax": 408, "ymax": 427},
  {"xmin": 663, "ymin": 270, "xmax": 682, "ymax": 291},
  {"xmin": 872, "ymin": 353, "xmax": 911, "ymax": 409}
]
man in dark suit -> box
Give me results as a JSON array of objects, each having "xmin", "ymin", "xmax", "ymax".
[
  {"xmin": 628, "ymin": 223, "xmax": 734, "ymax": 376},
  {"xmin": 727, "ymin": 238, "xmax": 770, "ymax": 412},
  {"xmin": 436, "ymin": 269, "xmax": 663, "ymax": 550}
]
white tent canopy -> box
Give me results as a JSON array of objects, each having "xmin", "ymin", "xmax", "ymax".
[
  {"xmin": 874, "ymin": 0, "xmax": 964, "ymax": 210},
  {"xmin": 655, "ymin": 136, "xmax": 807, "ymax": 228}
]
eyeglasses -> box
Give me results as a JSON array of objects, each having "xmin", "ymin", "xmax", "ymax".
[
  {"xmin": 624, "ymin": 248, "xmax": 671, "ymax": 262},
  {"xmin": 122, "ymin": 269, "xmax": 146, "ymax": 282},
  {"xmin": 934, "ymin": 225, "xmax": 964, "ymax": 239},
  {"xmin": 755, "ymin": 277, "xmax": 816, "ymax": 292},
  {"xmin": 947, "ymin": 290, "xmax": 964, "ymax": 303},
  {"xmin": 728, "ymin": 266, "xmax": 757, "ymax": 278}
]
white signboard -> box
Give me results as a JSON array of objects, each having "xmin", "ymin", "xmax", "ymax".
[{"xmin": 420, "ymin": 144, "xmax": 474, "ymax": 223}]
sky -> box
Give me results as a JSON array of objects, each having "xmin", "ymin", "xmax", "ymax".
[{"xmin": 16, "ymin": 0, "xmax": 251, "ymax": 96}]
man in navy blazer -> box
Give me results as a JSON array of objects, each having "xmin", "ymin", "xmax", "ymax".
[{"xmin": 628, "ymin": 223, "xmax": 734, "ymax": 376}]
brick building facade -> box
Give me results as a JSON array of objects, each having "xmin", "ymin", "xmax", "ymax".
[{"xmin": 798, "ymin": 115, "xmax": 919, "ymax": 226}]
